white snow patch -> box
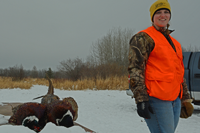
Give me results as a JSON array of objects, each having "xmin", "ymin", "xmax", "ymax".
[{"xmin": 0, "ymin": 85, "xmax": 199, "ymax": 133}]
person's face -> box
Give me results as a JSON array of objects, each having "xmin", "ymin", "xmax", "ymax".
[{"xmin": 153, "ymin": 9, "xmax": 170, "ymax": 28}]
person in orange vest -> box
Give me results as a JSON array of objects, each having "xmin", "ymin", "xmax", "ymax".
[{"xmin": 128, "ymin": 0, "xmax": 194, "ymax": 132}]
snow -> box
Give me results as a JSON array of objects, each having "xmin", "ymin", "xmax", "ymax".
[{"xmin": 0, "ymin": 85, "xmax": 200, "ymax": 133}]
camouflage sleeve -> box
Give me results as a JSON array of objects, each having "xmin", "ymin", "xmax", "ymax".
[
  {"xmin": 128, "ymin": 32, "xmax": 154, "ymax": 104},
  {"xmin": 181, "ymin": 78, "xmax": 192, "ymax": 102}
]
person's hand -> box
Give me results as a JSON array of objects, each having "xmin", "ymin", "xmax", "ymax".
[
  {"xmin": 137, "ymin": 101, "xmax": 153, "ymax": 119},
  {"xmin": 180, "ymin": 102, "xmax": 194, "ymax": 118}
]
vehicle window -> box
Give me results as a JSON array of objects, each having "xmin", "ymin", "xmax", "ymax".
[{"xmin": 198, "ymin": 57, "xmax": 200, "ymax": 69}]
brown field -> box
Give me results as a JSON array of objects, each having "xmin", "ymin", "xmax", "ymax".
[{"xmin": 0, "ymin": 76, "xmax": 128, "ymax": 90}]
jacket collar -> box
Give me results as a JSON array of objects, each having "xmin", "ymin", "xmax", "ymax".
[{"xmin": 152, "ymin": 25, "xmax": 174, "ymax": 35}]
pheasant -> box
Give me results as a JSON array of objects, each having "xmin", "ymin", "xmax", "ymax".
[
  {"xmin": 47, "ymin": 97, "xmax": 78, "ymax": 128},
  {"xmin": 33, "ymin": 73, "xmax": 60, "ymax": 105},
  {"xmin": 8, "ymin": 102, "xmax": 47, "ymax": 132},
  {"xmin": 8, "ymin": 74, "xmax": 78, "ymax": 132},
  {"xmin": 33, "ymin": 74, "xmax": 78, "ymax": 128},
  {"xmin": 2, "ymin": 76, "xmax": 95, "ymax": 132}
]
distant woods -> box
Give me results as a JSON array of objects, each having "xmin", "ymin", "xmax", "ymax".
[{"xmin": 0, "ymin": 27, "xmax": 199, "ymax": 81}]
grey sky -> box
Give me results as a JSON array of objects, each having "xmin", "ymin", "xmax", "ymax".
[{"xmin": 0, "ymin": 0, "xmax": 199, "ymax": 70}]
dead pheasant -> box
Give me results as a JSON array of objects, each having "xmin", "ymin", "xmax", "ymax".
[
  {"xmin": 8, "ymin": 102, "xmax": 47, "ymax": 132},
  {"xmin": 46, "ymin": 97, "xmax": 78, "ymax": 127},
  {"xmin": 1, "ymin": 74, "xmax": 94, "ymax": 132},
  {"xmin": 33, "ymin": 73, "xmax": 60, "ymax": 104},
  {"xmin": 33, "ymin": 73, "xmax": 78, "ymax": 128},
  {"xmin": 7, "ymin": 98, "xmax": 78, "ymax": 132}
]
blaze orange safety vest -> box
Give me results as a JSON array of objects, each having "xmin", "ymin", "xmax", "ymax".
[{"xmin": 141, "ymin": 26, "xmax": 184, "ymax": 101}]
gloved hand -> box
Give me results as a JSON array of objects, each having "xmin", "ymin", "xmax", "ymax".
[
  {"xmin": 180, "ymin": 102, "xmax": 194, "ymax": 118},
  {"xmin": 137, "ymin": 101, "xmax": 154, "ymax": 119}
]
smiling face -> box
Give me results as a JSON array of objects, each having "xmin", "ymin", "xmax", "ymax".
[{"xmin": 153, "ymin": 9, "xmax": 171, "ymax": 29}]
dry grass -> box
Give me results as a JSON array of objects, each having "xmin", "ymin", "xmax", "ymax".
[
  {"xmin": 0, "ymin": 77, "xmax": 33, "ymax": 89},
  {"xmin": 0, "ymin": 76, "xmax": 128, "ymax": 90}
]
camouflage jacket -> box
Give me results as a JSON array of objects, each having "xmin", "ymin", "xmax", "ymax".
[{"xmin": 128, "ymin": 28, "xmax": 191, "ymax": 104}]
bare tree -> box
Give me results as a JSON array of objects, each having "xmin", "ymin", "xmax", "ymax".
[
  {"xmin": 90, "ymin": 27, "xmax": 134, "ymax": 71},
  {"xmin": 57, "ymin": 58, "xmax": 84, "ymax": 81},
  {"xmin": 31, "ymin": 66, "xmax": 38, "ymax": 78},
  {"xmin": 8, "ymin": 64, "xmax": 25, "ymax": 81},
  {"xmin": 38, "ymin": 69, "xmax": 47, "ymax": 78}
]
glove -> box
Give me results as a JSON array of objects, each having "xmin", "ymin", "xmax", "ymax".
[
  {"xmin": 137, "ymin": 101, "xmax": 154, "ymax": 119},
  {"xmin": 180, "ymin": 102, "xmax": 194, "ymax": 118}
]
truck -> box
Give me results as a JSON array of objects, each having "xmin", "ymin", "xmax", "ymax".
[{"xmin": 126, "ymin": 52, "xmax": 200, "ymax": 105}]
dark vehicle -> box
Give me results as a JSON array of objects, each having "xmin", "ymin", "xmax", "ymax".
[
  {"xmin": 183, "ymin": 52, "xmax": 200, "ymax": 105},
  {"xmin": 126, "ymin": 52, "xmax": 200, "ymax": 105}
]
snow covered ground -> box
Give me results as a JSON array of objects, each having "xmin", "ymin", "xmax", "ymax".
[{"xmin": 0, "ymin": 85, "xmax": 200, "ymax": 133}]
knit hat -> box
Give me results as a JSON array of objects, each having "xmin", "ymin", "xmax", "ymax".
[{"xmin": 149, "ymin": 0, "xmax": 171, "ymax": 21}]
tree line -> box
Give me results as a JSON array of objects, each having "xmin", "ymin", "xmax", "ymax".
[
  {"xmin": 0, "ymin": 27, "xmax": 199, "ymax": 81},
  {"xmin": 0, "ymin": 28, "xmax": 134, "ymax": 81}
]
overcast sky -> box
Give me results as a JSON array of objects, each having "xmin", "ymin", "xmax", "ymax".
[{"xmin": 0, "ymin": 0, "xmax": 199, "ymax": 70}]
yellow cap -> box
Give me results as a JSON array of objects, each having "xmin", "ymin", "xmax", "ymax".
[{"xmin": 149, "ymin": 0, "xmax": 171, "ymax": 21}]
